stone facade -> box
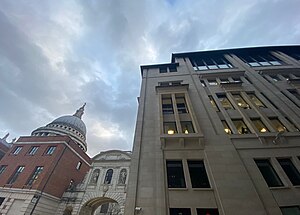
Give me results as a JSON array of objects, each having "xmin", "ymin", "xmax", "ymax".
[{"xmin": 125, "ymin": 46, "xmax": 300, "ymax": 215}]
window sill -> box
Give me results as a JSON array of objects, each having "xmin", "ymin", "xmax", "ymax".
[
  {"xmin": 168, "ymin": 188, "xmax": 188, "ymax": 191},
  {"xmin": 270, "ymin": 186, "xmax": 289, "ymax": 190},
  {"xmin": 192, "ymin": 188, "xmax": 213, "ymax": 191}
]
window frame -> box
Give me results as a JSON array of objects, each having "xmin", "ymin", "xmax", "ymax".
[
  {"xmin": 277, "ymin": 158, "xmax": 300, "ymax": 186},
  {"xmin": 255, "ymin": 159, "xmax": 283, "ymax": 188},
  {"xmin": 45, "ymin": 146, "xmax": 56, "ymax": 155},
  {"xmin": 28, "ymin": 146, "xmax": 39, "ymax": 155},
  {"xmin": 187, "ymin": 160, "xmax": 210, "ymax": 188},
  {"xmin": 12, "ymin": 146, "xmax": 23, "ymax": 155},
  {"xmin": 7, "ymin": 166, "xmax": 25, "ymax": 184},
  {"xmin": 26, "ymin": 166, "xmax": 43, "ymax": 186},
  {"xmin": 166, "ymin": 160, "xmax": 186, "ymax": 188}
]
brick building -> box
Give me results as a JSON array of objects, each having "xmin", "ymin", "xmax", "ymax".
[
  {"xmin": 0, "ymin": 105, "xmax": 91, "ymax": 215},
  {"xmin": 125, "ymin": 45, "xmax": 300, "ymax": 215}
]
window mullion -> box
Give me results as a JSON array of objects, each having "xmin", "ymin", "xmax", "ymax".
[{"xmin": 172, "ymin": 94, "xmax": 182, "ymax": 133}]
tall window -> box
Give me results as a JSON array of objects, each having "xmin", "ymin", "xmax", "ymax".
[
  {"xmin": 28, "ymin": 146, "xmax": 39, "ymax": 155},
  {"xmin": 277, "ymin": 158, "xmax": 300, "ymax": 186},
  {"xmin": 176, "ymin": 95, "xmax": 188, "ymax": 113},
  {"xmin": 269, "ymin": 118, "xmax": 287, "ymax": 132},
  {"xmin": 255, "ymin": 159, "xmax": 283, "ymax": 187},
  {"xmin": 166, "ymin": 160, "xmax": 186, "ymax": 188},
  {"xmin": 187, "ymin": 160, "xmax": 210, "ymax": 188},
  {"xmin": 217, "ymin": 94, "xmax": 234, "ymax": 110},
  {"xmin": 232, "ymin": 94, "xmax": 250, "ymax": 109},
  {"xmin": 232, "ymin": 119, "xmax": 250, "ymax": 134},
  {"xmin": 170, "ymin": 208, "xmax": 191, "ymax": 215},
  {"xmin": 222, "ymin": 120, "xmax": 232, "ymax": 134},
  {"xmin": 0, "ymin": 165, "xmax": 7, "ymax": 175},
  {"xmin": 7, "ymin": 166, "xmax": 25, "ymax": 184},
  {"xmin": 26, "ymin": 166, "xmax": 43, "ymax": 186},
  {"xmin": 209, "ymin": 96, "xmax": 219, "ymax": 111},
  {"xmin": 247, "ymin": 93, "xmax": 265, "ymax": 108},
  {"xmin": 104, "ymin": 169, "xmax": 113, "ymax": 184},
  {"xmin": 181, "ymin": 121, "xmax": 194, "ymax": 134},
  {"xmin": 45, "ymin": 146, "xmax": 56, "ymax": 155},
  {"xmin": 197, "ymin": 208, "xmax": 219, "ymax": 215},
  {"xmin": 76, "ymin": 161, "xmax": 82, "ymax": 170},
  {"xmin": 162, "ymin": 95, "xmax": 174, "ymax": 114},
  {"xmin": 251, "ymin": 119, "xmax": 268, "ymax": 133},
  {"xmin": 12, "ymin": 146, "xmax": 22, "ymax": 155},
  {"xmin": 280, "ymin": 206, "xmax": 300, "ymax": 215},
  {"xmin": 164, "ymin": 122, "xmax": 177, "ymax": 135}
]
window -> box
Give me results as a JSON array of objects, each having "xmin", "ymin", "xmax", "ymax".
[
  {"xmin": 217, "ymin": 94, "xmax": 234, "ymax": 110},
  {"xmin": 7, "ymin": 166, "xmax": 25, "ymax": 184},
  {"xmin": 280, "ymin": 206, "xmax": 300, "ymax": 215},
  {"xmin": 164, "ymin": 122, "xmax": 177, "ymax": 135},
  {"xmin": 252, "ymin": 119, "xmax": 268, "ymax": 133},
  {"xmin": 169, "ymin": 65, "xmax": 177, "ymax": 72},
  {"xmin": 247, "ymin": 93, "xmax": 265, "ymax": 108},
  {"xmin": 76, "ymin": 161, "xmax": 82, "ymax": 170},
  {"xmin": 0, "ymin": 197, "xmax": 4, "ymax": 206},
  {"xmin": 200, "ymin": 80, "xmax": 206, "ymax": 87},
  {"xmin": 187, "ymin": 160, "xmax": 210, "ymax": 188},
  {"xmin": 170, "ymin": 208, "xmax": 191, "ymax": 215},
  {"xmin": 26, "ymin": 166, "xmax": 43, "ymax": 186},
  {"xmin": 0, "ymin": 165, "xmax": 7, "ymax": 175},
  {"xmin": 118, "ymin": 169, "xmax": 127, "ymax": 184},
  {"xmin": 89, "ymin": 169, "xmax": 100, "ymax": 184},
  {"xmin": 159, "ymin": 67, "xmax": 167, "ymax": 73},
  {"xmin": 209, "ymin": 96, "xmax": 219, "ymax": 111},
  {"xmin": 222, "ymin": 120, "xmax": 232, "ymax": 134},
  {"xmin": 255, "ymin": 159, "xmax": 283, "ymax": 187},
  {"xmin": 12, "ymin": 146, "xmax": 22, "ymax": 155},
  {"xmin": 269, "ymin": 118, "xmax": 287, "ymax": 132},
  {"xmin": 241, "ymin": 54, "xmax": 282, "ymax": 67},
  {"xmin": 288, "ymin": 89, "xmax": 300, "ymax": 100},
  {"xmin": 208, "ymin": 79, "xmax": 218, "ymax": 86},
  {"xmin": 269, "ymin": 75, "xmax": 280, "ymax": 82},
  {"xmin": 191, "ymin": 56, "xmax": 232, "ymax": 71},
  {"xmin": 176, "ymin": 96, "xmax": 188, "ymax": 113},
  {"xmin": 104, "ymin": 169, "xmax": 113, "ymax": 184},
  {"xmin": 45, "ymin": 146, "xmax": 56, "ymax": 155},
  {"xmin": 197, "ymin": 208, "xmax": 219, "ymax": 215},
  {"xmin": 166, "ymin": 160, "xmax": 186, "ymax": 188},
  {"xmin": 100, "ymin": 203, "xmax": 109, "ymax": 213},
  {"xmin": 28, "ymin": 146, "xmax": 39, "ymax": 155},
  {"xmin": 232, "ymin": 94, "xmax": 250, "ymax": 109},
  {"xmin": 277, "ymin": 158, "xmax": 300, "ymax": 186},
  {"xmin": 285, "ymin": 117, "xmax": 299, "ymax": 131},
  {"xmin": 181, "ymin": 121, "xmax": 194, "ymax": 134},
  {"xmin": 162, "ymin": 95, "xmax": 174, "ymax": 114},
  {"xmin": 159, "ymin": 65, "xmax": 177, "ymax": 73},
  {"xmin": 232, "ymin": 119, "xmax": 250, "ymax": 134}
]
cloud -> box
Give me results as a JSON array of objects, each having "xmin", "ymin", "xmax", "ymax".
[{"xmin": 0, "ymin": 0, "xmax": 300, "ymax": 157}]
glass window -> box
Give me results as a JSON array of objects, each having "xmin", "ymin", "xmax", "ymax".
[
  {"xmin": 200, "ymin": 80, "xmax": 206, "ymax": 87},
  {"xmin": 12, "ymin": 146, "xmax": 22, "ymax": 155},
  {"xmin": 45, "ymin": 146, "xmax": 56, "ymax": 155},
  {"xmin": 280, "ymin": 206, "xmax": 300, "ymax": 215},
  {"xmin": 169, "ymin": 65, "xmax": 177, "ymax": 72},
  {"xmin": 247, "ymin": 93, "xmax": 266, "ymax": 108},
  {"xmin": 187, "ymin": 160, "xmax": 210, "ymax": 188},
  {"xmin": 164, "ymin": 122, "xmax": 177, "ymax": 135},
  {"xmin": 7, "ymin": 166, "xmax": 25, "ymax": 184},
  {"xmin": 104, "ymin": 169, "xmax": 113, "ymax": 184},
  {"xmin": 197, "ymin": 208, "xmax": 219, "ymax": 215},
  {"xmin": 269, "ymin": 75, "xmax": 280, "ymax": 82},
  {"xmin": 217, "ymin": 94, "xmax": 234, "ymax": 110},
  {"xmin": 208, "ymin": 79, "xmax": 218, "ymax": 86},
  {"xmin": 252, "ymin": 119, "xmax": 268, "ymax": 133},
  {"xmin": 76, "ymin": 161, "xmax": 82, "ymax": 170},
  {"xmin": 0, "ymin": 165, "xmax": 7, "ymax": 175},
  {"xmin": 232, "ymin": 94, "xmax": 250, "ymax": 109},
  {"xmin": 26, "ymin": 166, "xmax": 43, "ymax": 186},
  {"xmin": 166, "ymin": 160, "xmax": 186, "ymax": 188},
  {"xmin": 181, "ymin": 121, "xmax": 194, "ymax": 134},
  {"xmin": 170, "ymin": 208, "xmax": 191, "ymax": 215},
  {"xmin": 277, "ymin": 158, "xmax": 300, "ymax": 186},
  {"xmin": 255, "ymin": 159, "xmax": 283, "ymax": 187},
  {"xmin": 176, "ymin": 96, "xmax": 188, "ymax": 114},
  {"xmin": 209, "ymin": 96, "xmax": 219, "ymax": 111},
  {"xmin": 198, "ymin": 66, "xmax": 208, "ymax": 71},
  {"xmin": 100, "ymin": 203, "xmax": 109, "ymax": 213},
  {"xmin": 222, "ymin": 120, "xmax": 232, "ymax": 134},
  {"xmin": 269, "ymin": 60, "xmax": 282, "ymax": 66},
  {"xmin": 28, "ymin": 146, "xmax": 39, "ymax": 155},
  {"xmin": 162, "ymin": 94, "xmax": 173, "ymax": 114},
  {"xmin": 232, "ymin": 119, "xmax": 250, "ymax": 134},
  {"xmin": 159, "ymin": 67, "xmax": 167, "ymax": 73},
  {"xmin": 269, "ymin": 118, "xmax": 287, "ymax": 132}
]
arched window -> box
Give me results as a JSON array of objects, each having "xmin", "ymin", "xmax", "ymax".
[
  {"xmin": 104, "ymin": 169, "xmax": 113, "ymax": 184},
  {"xmin": 89, "ymin": 169, "xmax": 100, "ymax": 184},
  {"xmin": 118, "ymin": 169, "xmax": 127, "ymax": 184}
]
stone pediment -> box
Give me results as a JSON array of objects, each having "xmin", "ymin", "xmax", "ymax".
[{"xmin": 92, "ymin": 150, "xmax": 131, "ymax": 161}]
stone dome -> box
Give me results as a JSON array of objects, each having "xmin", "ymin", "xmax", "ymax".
[
  {"xmin": 31, "ymin": 103, "xmax": 88, "ymax": 151},
  {"xmin": 50, "ymin": 115, "xmax": 86, "ymax": 136}
]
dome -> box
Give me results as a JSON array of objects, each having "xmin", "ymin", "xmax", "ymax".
[{"xmin": 51, "ymin": 115, "xmax": 86, "ymax": 136}]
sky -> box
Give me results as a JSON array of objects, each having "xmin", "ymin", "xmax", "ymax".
[{"xmin": 0, "ymin": 0, "xmax": 300, "ymax": 157}]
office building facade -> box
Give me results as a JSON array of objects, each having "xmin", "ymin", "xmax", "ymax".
[{"xmin": 125, "ymin": 46, "xmax": 300, "ymax": 215}]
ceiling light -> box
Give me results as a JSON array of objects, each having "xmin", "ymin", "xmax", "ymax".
[{"xmin": 168, "ymin": 130, "xmax": 174, "ymax": 135}]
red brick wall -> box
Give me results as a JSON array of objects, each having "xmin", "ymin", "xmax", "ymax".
[{"xmin": 0, "ymin": 136, "xmax": 91, "ymax": 198}]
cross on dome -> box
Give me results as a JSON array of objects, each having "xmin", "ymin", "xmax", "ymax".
[{"xmin": 73, "ymin": 103, "xmax": 86, "ymax": 119}]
